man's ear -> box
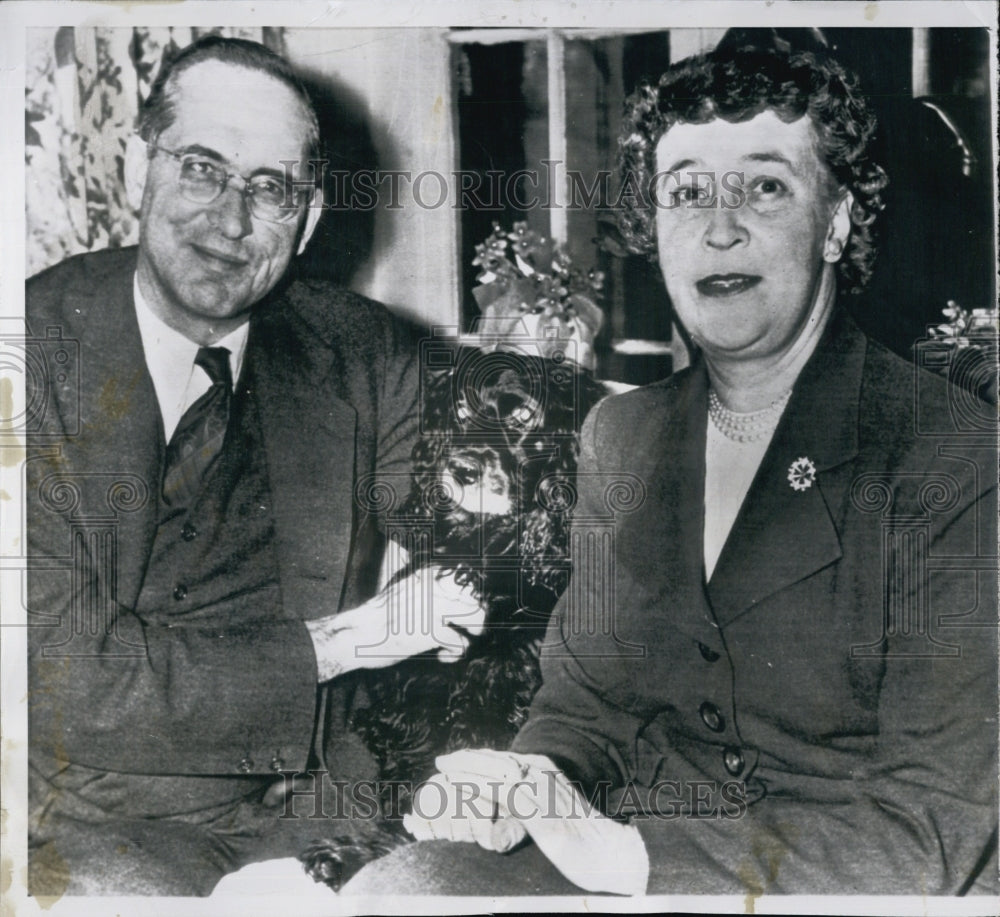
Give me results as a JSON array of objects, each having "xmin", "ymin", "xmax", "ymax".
[
  {"xmin": 823, "ymin": 190, "xmax": 854, "ymax": 264},
  {"xmin": 124, "ymin": 134, "xmax": 150, "ymax": 212},
  {"xmin": 297, "ymin": 186, "xmax": 324, "ymax": 256}
]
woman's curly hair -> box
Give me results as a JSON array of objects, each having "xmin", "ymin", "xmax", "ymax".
[{"xmin": 617, "ymin": 46, "xmax": 889, "ymax": 294}]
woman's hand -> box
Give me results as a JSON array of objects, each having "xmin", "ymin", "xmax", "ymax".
[
  {"xmin": 403, "ymin": 748, "xmax": 650, "ymax": 896},
  {"xmin": 307, "ymin": 567, "xmax": 486, "ymax": 680}
]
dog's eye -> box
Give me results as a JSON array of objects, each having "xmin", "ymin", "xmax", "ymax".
[
  {"xmin": 507, "ymin": 404, "xmax": 537, "ymax": 428},
  {"xmin": 455, "ymin": 399, "xmax": 473, "ymax": 423},
  {"xmin": 446, "ymin": 458, "xmax": 481, "ymax": 486}
]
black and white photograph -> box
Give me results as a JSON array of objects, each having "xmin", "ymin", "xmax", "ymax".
[{"xmin": 1, "ymin": 2, "xmax": 997, "ymax": 914}]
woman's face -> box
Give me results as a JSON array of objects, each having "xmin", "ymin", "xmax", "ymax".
[{"xmin": 654, "ymin": 110, "xmax": 848, "ymax": 366}]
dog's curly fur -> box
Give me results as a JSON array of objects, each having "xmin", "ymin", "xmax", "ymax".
[{"xmin": 299, "ymin": 349, "xmax": 605, "ymax": 889}]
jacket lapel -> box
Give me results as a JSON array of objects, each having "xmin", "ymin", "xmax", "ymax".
[
  {"xmin": 248, "ymin": 306, "xmax": 358, "ymax": 622},
  {"xmin": 706, "ymin": 310, "xmax": 866, "ymax": 627},
  {"xmin": 623, "ymin": 361, "xmax": 720, "ymax": 644},
  {"xmin": 51, "ymin": 251, "xmax": 162, "ymax": 611}
]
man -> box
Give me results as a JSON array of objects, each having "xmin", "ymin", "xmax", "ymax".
[{"xmin": 26, "ymin": 36, "xmax": 479, "ymax": 896}]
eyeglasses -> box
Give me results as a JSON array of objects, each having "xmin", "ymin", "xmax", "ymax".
[{"xmin": 145, "ymin": 141, "xmax": 314, "ymax": 224}]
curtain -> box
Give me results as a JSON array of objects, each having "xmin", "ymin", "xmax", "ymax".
[{"xmin": 25, "ymin": 26, "xmax": 282, "ymax": 277}]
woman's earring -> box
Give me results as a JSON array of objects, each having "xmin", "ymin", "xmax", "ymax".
[{"xmin": 824, "ymin": 238, "xmax": 844, "ymax": 262}]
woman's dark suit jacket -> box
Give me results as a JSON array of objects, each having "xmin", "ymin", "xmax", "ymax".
[{"xmin": 513, "ymin": 308, "xmax": 998, "ymax": 895}]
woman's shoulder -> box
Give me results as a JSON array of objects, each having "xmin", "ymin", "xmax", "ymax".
[
  {"xmin": 583, "ymin": 369, "xmax": 692, "ymax": 460},
  {"xmin": 855, "ymin": 334, "xmax": 996, "ymax": 516},
  {"xmin": 597, "ymin": 368, "xmax": 690, "ymax": 416},
  {"xmin": 861, "ymin": 333, "xmax": 992, "ymax": 441}
]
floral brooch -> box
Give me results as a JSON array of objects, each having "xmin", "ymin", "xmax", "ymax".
[{"xmin": 787, "ymin": 457, "xmax": 817, "ymax": 492}]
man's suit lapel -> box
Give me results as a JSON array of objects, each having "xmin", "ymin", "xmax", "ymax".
[
  {"xmin": 707, "ymin": 311, "xmax": 866, "ymax": 627},
  {"xmin": 54, "ymin": 252, "xmax": 162, "ymax": 611},
  {"xmin": 248, "ymin": 307, "xmax": 358, "ymax": 622}
]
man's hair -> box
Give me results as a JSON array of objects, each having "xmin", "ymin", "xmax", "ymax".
[
  {"xmin": 617, "ymin": 46, "xmax": 889, "ymax": 294},
  {"xmin": 136, "ymin": 35, "xmax": 321, "ymax": 162}
]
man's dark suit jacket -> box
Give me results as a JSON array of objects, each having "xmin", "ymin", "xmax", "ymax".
[
  {"xmin": 513, "ymin": 309, "xmax": 999, "ymax": 895},
  {"xmin": 26, "ymin": 247, "xmax": 419, "ymax": 823}
]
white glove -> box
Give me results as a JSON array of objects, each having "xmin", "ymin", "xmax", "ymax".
[{"xmin": 404, "ymin": 748, "xmax": 649, "ymax": 896}]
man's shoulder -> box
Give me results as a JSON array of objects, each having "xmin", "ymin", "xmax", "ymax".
[
  {"xmin": 27, "ymin": 247, "xmax": 136, "ymax": 298},
  {"xmin": 27, "ymin": 248, "xmax": 136, "ymax": 327},
  {"xmin": 274, "ymin": 276, "xmax": 420, "ymax": 355}
]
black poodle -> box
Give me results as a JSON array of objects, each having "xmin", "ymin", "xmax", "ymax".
[{"xmin": 299, "ymin": 347, "xmax": 606, "ymax": 890}]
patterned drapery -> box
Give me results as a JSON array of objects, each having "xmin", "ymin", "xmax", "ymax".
[{"xmin": 25, "ymin": 26, "xmax": 282, "ymax": 277}]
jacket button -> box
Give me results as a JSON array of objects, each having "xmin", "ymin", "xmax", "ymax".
[
  {"xmin": 181, "ymin": 522, "xmax": 198, "ymax": 541},
  {"xmin": 270, "ymin": 756, "xmax": 285, "ymax": 772},
  {"xmin": 698, "ymin": 642, "xmax": 721, "ymax": 662},
  {"xmin": 723, "ymin": 746, "xmax": 745, "ymax": 776},
  {"xmin": 173, "ymin": 584, "xmax": 188, "ymax": 601},
  {"xmin": 699, "ymin": 702, "xmax": 725, "ymax": 733},
  {"xmin": 237, "ymin": 757, "xmax": 253, "ymax": 774}
]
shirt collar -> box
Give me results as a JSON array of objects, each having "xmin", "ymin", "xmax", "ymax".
[
  {"xmin": 133, "ymin": 274, "xmax": 250, "ymax": 438},
  {"xmin": 133, "ymin": 274, "xmax": 249, "ymax": 385}
]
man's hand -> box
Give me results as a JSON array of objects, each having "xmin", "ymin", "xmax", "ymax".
[
  {"xmin": 403, "ymin": 748, "xmax": 650, "ymax": 896},
  {"xmin": 306, "ymin": 567, "xmax": 486, "ymax": 680}
]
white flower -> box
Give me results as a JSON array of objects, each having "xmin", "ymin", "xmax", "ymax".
[{"xmin": 787, "ymin": 457, "xmax": 817, "ymax": 492}]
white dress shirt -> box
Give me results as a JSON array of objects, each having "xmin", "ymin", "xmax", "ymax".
[
  {"xmin": 133, "ymin": 276, "xmax": 249, "ymax": 441},
  {"xmin": 703, "ymin": 421, "xmax": 777, "ymax": 582}
]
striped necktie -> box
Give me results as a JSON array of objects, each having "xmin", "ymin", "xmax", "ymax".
[{"xmin": 162, "ymin": 346, "xmax": 232, "ymax": 507}]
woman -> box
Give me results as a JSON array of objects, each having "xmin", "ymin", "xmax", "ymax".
[{"xmin": 342, "ymin": 43, "xmax": 997, "ymax": 898}]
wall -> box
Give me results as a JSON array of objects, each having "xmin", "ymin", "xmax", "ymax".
[{"xmin": 283, "ymin": 28, "xmax": 460, "ymax": 329}]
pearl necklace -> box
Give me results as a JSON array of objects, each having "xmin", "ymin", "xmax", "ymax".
[{"xmin": 708, "ymin": 389, "xmax": 792, "ymax": 443}]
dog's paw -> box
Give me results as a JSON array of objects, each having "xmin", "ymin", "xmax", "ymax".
[
  {"xmin": 299, "ymin": 836, "xmax": 399, "ymax": 892},
  {"xmin": 210, "ymin": 858, "xmax": 334, "ymax": 899}
]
